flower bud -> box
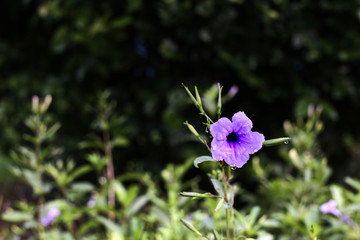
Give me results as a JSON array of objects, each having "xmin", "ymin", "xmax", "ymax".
[
  {"xmin": 182, "ymin": 83, "xmax": 202, "ymax": 111},
  {"xmin": 40, "ymin": 95, "xmax": 52, "ymax": 113},
  {"xmin": 32, "ymin": 95, "xmax": 39, "ymax": 113},
  {"xmin": 184, "ymin": 121, "xmax": 200, "ymax": 139}
]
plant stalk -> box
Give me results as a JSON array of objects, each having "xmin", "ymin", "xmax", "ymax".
[
  {"xmin": 103, "ymin": 129, "xmax": 115, "ymax": 219},
  {"xmin": 222, "ymin": 164, "xmax": 230, "ymax": 239}
]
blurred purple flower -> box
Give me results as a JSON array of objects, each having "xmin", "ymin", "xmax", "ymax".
[
  {"xmin": 228, "ymin": 86, "xmax": 238, "ymax": 97},
  {"xmin": 320, "ymin": 200, "xmax": 340, "ymax": 216},
  {"xmin": 41, "ymin": 207, "xmax": 60, "ymax": 226},
  {"xmin": 87, "ymin": 194, "xmax": 96, "ymax": 208},
  {"xmin": 210, "ymin": 111, "xmax": 265, "ymax": 168},
  {"xmin": 340, "ymin": 214, "xmax": 357, "ymax": 228}
]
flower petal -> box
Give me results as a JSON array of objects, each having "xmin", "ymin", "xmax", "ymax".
[
  {"xmin": 231, "ymin": 111, "xmax": 253, "ymax": 134},
  {"xmin": 228, "ymin": 143, "xmax": 250, "ymax": 168},
  {"xmin": 210, "ymin": 117, "xmax": 232, "ymax": 140},
  {"xmin": 238, "ymin": 131, "xmax": 265, "ymax": 154},
  {"xmin": 211, "ymin": 139, "xmax": 232, "ymax": 161}
]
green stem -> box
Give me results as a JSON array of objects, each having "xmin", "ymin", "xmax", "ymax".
[
  {"xmin": 34, "ymin": 116, "xmax": 45, "ymax": 240},
  {"xmin": 200, "ymin": 111, "xmax": 214, "ymax": 125},
  {"xmin": 226, "ymin": 208, "xmax": 230, "ymax": 239},
  {"xmin": 222, "ymin": 164, "xmax": 230, "ymax": 239},
  {"xmin": 222, "ymin": 165, "xmax": 228, "ymax": 203},
  {"xmin": 103, "ymin": 128, "xmax": 115, "ymax": 220},
  {"xmin": 232, "ymin": 207, "xmax": 236, "ymax": 240}
]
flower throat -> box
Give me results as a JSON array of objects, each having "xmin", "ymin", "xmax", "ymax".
[{"xmin": 227, "ymin": 132, "xmax": 239, "ymax": 143}]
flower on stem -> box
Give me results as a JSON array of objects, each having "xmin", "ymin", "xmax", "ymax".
[
  {"xmin": 41, "ymin": 207, "xmax": 60, "ymax": 226},
  {"xmin": 320, "ymin": 200, "xmax": 358, "ymax": 228},
  {"xmin": 210, "ymin": 111, "xmax": 264, "ymax": 168},
  {"xmin": 320, "ymin": 200, "xmax": 340, "ymax": 216}
]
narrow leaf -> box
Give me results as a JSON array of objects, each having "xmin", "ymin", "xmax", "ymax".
[
  {"xmin": 248, "ymin": 206, "xmax": 260, "ymax": 227},
  {"xmin": 180, "ymin": 218, "xmax": 203, "ymax": 237},
  {"xmin": 214, "ymin": 198, "xmax": 224, "ymax": 212},
  {"xmin": 67, "ymin": 165, "xmax": 92, "ymax": 184},
  {"xmin": 345, "ymin": 177, "xmax": 360, "ymax": 192},
  {"xmin": 194, "ymin": 156, "xmax": 217, "ymax": 168},
  {"xmin": 179, "ymin": 192, "xmax": 215, "ymax": 198},
  {"xmin": 263, "ymin": 137, "xmax": 291, "ymax": 147},
  {"xmin": 96, "ymin": 216, "xmax": 122, "ymax": 234},
  {"xmin": 128, "ymin": 195, "xmax": 148, "ymax": 216}
]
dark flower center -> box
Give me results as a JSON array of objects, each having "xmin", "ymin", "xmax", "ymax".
[{"xmin": 227, "ymin": 132, "xmax": 239, "ymax": 143}]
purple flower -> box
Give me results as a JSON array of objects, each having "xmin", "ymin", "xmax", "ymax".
[
  {"xmin": 210, "ymin": 111, "xmax": 265, "ymax": 168},
  {"xmin": 340, "ymin": 214, "xmax": 357, "ymax": 228},
  {"xmin": 320, "ymin": 200, "xmax": 340, "ymax": 216},
  {"xmin": 228, "ymin": 86, "xmax": 239, "ymax": 97},
  {"xmin": 87, "ymin": 194, "xmax": 96, "ymax": 208},
  {"xmin": 41, "ymin": 207, "xmax": 60, "ymax": 226}
]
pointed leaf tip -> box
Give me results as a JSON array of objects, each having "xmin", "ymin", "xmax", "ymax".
[
  {"xmin": 180, "ymin": 218, "xmax": 203, "ymax": 236},
  {"xmin": 194, "ymin": 156, "xmax": 217, "ymax": 168}
]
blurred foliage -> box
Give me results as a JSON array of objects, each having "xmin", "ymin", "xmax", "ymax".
[
  {"xmin": 0, "ymin": 0, "xmax": 360, "ymax": 181},
  {"xmin": 1, "ymin": 91, "xmax": 360, "ymax": 239}
]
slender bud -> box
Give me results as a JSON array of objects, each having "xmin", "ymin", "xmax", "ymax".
[
  {"xmin": 307, "ymin": 103, "xmax": 315, "ymax": 117},
  {"xmin": 194, "ymin": 86, "xmax": 202, "ymax": 106},
  {"xmin": 184, "ymin": 121, "xmax": 200, "ymax": 139},
  {"xmin": 40, "ymin": 95, "xmax": 52, "ymax": 113},
  {"xmin": 32, "ymin": 95, "xmax": 39, "ymax": 113},
  {"xmin": 179, "ymin": 192, "xmax": 213, "ymax": 198},
  {"xmin": 182, "ymin": 83, "xmax": 201, "ymax": 111},
  {"xmin": 217, "ymin": 83, "xmax": 223, "ymax": 117}
]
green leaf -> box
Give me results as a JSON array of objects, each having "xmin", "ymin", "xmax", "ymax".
[
  {"xmin": 210, "ymin": 178, "xmax": 224, "ymax": 197},
  {"xmin": 67, "ymin": 165, "xmax": 92, "ymax": 184},
  {"xmin": 112, "ymin": 136, "xmax": 129, "ymax": 147},
  {"xmin": 123, "ymin": 185, "xmax": 140, "ymax": 208},
  {"xmin": 345, "ymin": 177, "xmax": 360, "ymax": 192},
  {"xmin": 47, "ymin": 122, "xmax": 61, "ymax": 138},
  {"xmin": 96, "ymin": 216, "xmax": 123, "ymax": 234},
  {"xmin": 127, "ymin": 195, "xmax": 148, "ymax": 216},
  {"xmin": 214, "ymin": 198, "xmax": 224, "ymax": 212},
  {"xmin": 113, "ymin": 181, "xmax": 127, "ymax": 203},
  {"xmin": 248, "ymin": 206, "xmax": 260, "ymax": 227},
  {"xmin": 2, "ymin": 210, "xmax": 33, "ymax": 222},
  {"xmin": 263, "ymin": 137, "xmax": 291, "ymax": 147},
  {"xmin": 70, "ymin": 182, "xmax": 95, "ymax": 193},
  {"xmin": 330, "ymin": 185, "xmax": 344, "ymax": 208},
  {"xmin": 179, "ymin": 192, "xmax": 215, "ymax": 198},
  {"xmin": 180, "ymin": 218, "xmax": 203, "ymax": 237},
  {"xmin": 194, "ymin": 156, "xmax": 217, "ymax": 168}
]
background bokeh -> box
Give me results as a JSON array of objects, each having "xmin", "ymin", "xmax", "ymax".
[{"xmin": 1, "ymin": 0, "xmax": 360, "ymax": 184}]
